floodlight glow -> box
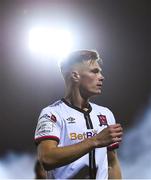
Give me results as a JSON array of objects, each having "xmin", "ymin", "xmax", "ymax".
[{"xmin": 28, "ymin": 27, "xmax": 73, "ymax": 58}]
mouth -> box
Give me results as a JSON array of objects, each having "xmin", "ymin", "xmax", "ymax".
[{"xmin": 96, "ymin": 84, "xmax": 102, "ymax": 88}]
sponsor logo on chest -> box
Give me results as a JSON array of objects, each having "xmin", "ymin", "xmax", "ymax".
[{"xmin": 70, "ymin": 130, "xmax": 98, "ymax": 140}]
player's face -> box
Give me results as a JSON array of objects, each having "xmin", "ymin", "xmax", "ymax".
[{"xmin": 78, "ymin": 60, "xmax": 104, "ymax": 97}]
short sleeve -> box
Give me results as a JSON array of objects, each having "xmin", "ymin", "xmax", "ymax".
[
  {"xmin": 106, "ymin": 108, "xmax": 119, "ymax": 151},
  {"xmin": 34, "ymin": 107, "xmax": 61, "ymax": 145},
  {"xmin": 106, "ymin": 108, "xmax": 116, "ymax": 125}
]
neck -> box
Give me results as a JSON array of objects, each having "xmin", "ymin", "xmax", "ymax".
[{"xmin": 64, "ymin": 87, "xmax": 90, "ymax": 110}]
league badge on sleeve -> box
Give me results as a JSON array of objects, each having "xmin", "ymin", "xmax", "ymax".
[
  {"xmin": 97, "ymin": 114, "xmax": 108, "ymax": 126},
  {"xmin": 39, "ymin": 114, "xmax": 50, "ymax": 120},
  {"xmin": 39, "ymin": 113, "xmax": 57, "ymax": 123}
]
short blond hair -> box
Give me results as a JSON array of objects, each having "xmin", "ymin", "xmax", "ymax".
[{"xmin": 60, "ymin": 49, "xmax": 102, "ymax": 74}]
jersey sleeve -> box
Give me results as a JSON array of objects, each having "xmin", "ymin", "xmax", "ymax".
[
  {"xmin": 106, "ymin": 108, "xmax": 119, "ymax": 151},
  {"xmin": 34, "ymin": 107, "xmax": 61, "ymax": 145},
  {"xmin": 106, "ymin": 108, "xmax": 116, "ymax": 125}
]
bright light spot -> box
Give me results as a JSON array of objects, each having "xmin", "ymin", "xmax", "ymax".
[{"xmin": 28, "ymin": 27, "xmax": 73, "ymax": 58}]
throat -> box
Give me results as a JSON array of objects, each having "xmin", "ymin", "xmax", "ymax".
[{"xmin": 64, "ymin": 97, "xmax": 90, "ymax": 111}]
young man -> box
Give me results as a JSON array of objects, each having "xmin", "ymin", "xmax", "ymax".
[{"xmin": 34, "ymin": 50, "xmax": 123, "ymax": 179}]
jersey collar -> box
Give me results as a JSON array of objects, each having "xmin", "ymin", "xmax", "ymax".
[{"xmin": 61, "ymin": 98, "xmax": 92, "ymax": 114}]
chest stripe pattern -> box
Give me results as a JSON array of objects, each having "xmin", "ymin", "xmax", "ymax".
[
  {"xmin": 84, "ymin": 113, "xmax": 97, "ymax": 179},
  {"xmin": 61, "ymin": 99, "xmax": 97, "ymax": 179}
]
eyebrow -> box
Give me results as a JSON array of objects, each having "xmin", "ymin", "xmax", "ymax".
[{"xmin": 90, "ymin": 67, "xmax": 102, "ymax": 72}]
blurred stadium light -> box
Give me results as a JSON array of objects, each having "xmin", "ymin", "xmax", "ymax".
[{"xmin": 28, "ymin": 27, "xmax": 73, "ymax": 59}]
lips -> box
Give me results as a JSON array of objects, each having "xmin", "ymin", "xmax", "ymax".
[
  {"xmin": 97, "ymin": 84, "xmax": 102, "ymax": 87},
  {"xmin": 96, "ymin": 84, "xmax": 102, "ymax": 89}
]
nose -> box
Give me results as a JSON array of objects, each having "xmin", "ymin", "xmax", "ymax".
[{"xmin": 98, "ymin": 72, "xmax": 104, "ymax": 81}]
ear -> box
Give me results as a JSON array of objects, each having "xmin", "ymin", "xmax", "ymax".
[{"xmin": 71, "ymin": 71, "xmax": 80, "ymax": 82}]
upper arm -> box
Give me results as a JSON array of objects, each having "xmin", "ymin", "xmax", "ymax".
[
  {"xmin": 34, "ymin": 108, "xmax": 62, "ymax": 168},
  {"xmin": 34, "ymin": 108, "xmax": 61, "ymax": 145},
  {"xmin": 37, "ymin": 140, "xmax": 58, "ymax": 170},
  {"xmin": 38, "ymin": 139, "xmax": 58, "ymax": 157}
]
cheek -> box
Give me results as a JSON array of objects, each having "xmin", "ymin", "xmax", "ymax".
[{"xmin": 80, "ymin": 75, "xmax": 95, "ymax": 85}]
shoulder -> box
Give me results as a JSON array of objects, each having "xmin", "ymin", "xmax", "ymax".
[
  {"xmin": 39, "ymin": 100, "xmax": 64, "ymax": 120},
  {"xmin": 41, "ymin": 100, "xmax": 64, "ymax": 113},
  {"xmin": 90, "ymin": 102, "xmax": 113, "ymax": 114}
]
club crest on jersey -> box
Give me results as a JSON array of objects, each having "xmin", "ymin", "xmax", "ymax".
[
  {"xmin": 66, "ymin": 117, "xmax": 76, "ymax": 124},
  {"xmin": 97, "ymin": 114, "xmax": 108, "ymax": 126}
]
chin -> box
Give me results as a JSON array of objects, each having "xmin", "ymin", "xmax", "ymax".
[
  {"xmin": 89, "ymin": 90, "xmax": 101, "ymax": 97},
  {"xmin": 95, "ymin": 89, "xmax": 102, "ymax": 94},
  {"xmin": 96, "ymin": 91, "xmax": 101, "ymax": 95}
]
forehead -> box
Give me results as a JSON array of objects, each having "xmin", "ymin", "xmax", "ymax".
[{"xmin": 80, "ymin": 60, "xmax": 102, "ymax": 70}]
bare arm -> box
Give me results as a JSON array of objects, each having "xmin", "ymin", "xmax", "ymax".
[
  {"xmin": 107, "ymin": 150, "xmax": 122, "ymax": 179},
  {"xmin": 38, "ymin": 124, "xmax": 123, "ymax": 170},
  {"xmin": 38, "ymin": 137, "xmax": 95, "ymax": 170}
]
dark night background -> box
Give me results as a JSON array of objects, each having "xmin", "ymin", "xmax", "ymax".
[{"xmin": 0, "ymin": 0, "xmax": 151, "ymax": 178}]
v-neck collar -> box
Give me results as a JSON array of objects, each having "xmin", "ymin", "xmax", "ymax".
[{"xmin": 61, "ymin": 98, "xmax": 92, "ymax": 114}]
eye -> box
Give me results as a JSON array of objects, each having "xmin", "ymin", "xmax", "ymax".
[{"xmin": 91, "ymin": 68, "xmax": 101, "ymax": 74}]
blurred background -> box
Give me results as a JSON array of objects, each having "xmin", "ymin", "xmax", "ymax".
[{"xmin": 0, "ymin": 0, "xmax": 151, "ymax": 178}]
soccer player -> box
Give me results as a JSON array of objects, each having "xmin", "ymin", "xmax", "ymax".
[{"xmin": 34, "ymin": 50, "xmax": 123, "ymax": 179}]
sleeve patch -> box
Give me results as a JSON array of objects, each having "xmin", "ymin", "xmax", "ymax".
[
  {"xmin": 39, "ymin": 114, "xmax": 50, "ymax": 120},
  {"xmin": 50, "ymin": 114, "xmax": 57, "ymax": 122}
]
